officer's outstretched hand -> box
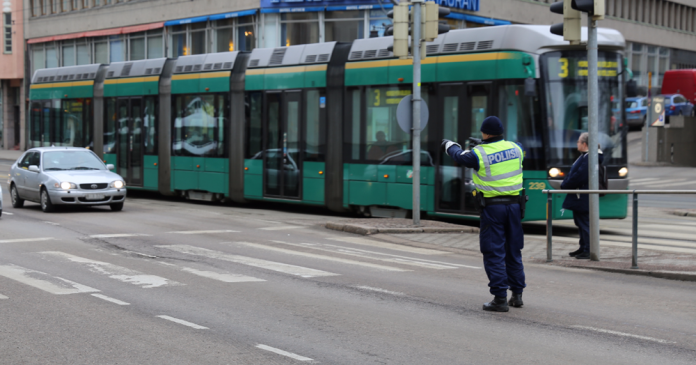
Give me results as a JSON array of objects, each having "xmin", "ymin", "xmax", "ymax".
[{"xmin": 441, "ymin": 139, "xmax": 461, "ymax": 154}]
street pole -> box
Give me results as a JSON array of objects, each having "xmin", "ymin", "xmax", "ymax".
[
  {"xmin": 588, "ymin": 17, "xmax": 600, "ymax": 261},
  {"xmin": 412, "ymin": 0, "xmax": 422, "ymax": 226},
  {"xmin": 645, "ymin": 71, "xmax": 652, "ymax": 162}
]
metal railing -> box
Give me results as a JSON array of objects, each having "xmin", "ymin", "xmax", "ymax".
[{"xmin": 542, "ymin": 189, "xmax": 696, "ymax": 269}]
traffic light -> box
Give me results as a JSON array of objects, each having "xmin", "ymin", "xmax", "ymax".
[
  {"xmin": 424, "ymin": 1, "xmax": 450, "ymax": 42},
  {"xmin": 549, "ymin": 0, "xmax": 581, "ymax": 45},
  {"xmin": 386, "ymin": 2, "xmax": 409, "ymax": 58},
  {"xmin": 572, "ymin": 0, "xmax": 605, "ymax": 19},
  {"xmin": 386, "ymin": 1, "xmax": 450, "ymax": 59}
]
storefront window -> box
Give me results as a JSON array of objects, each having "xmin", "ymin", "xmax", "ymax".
[
  {"xmin": 325, "ymin": 10, "xmax": 364, "ymax": 42},
  {"xmin": 32, "ymin": 46, "xmax": 45, "ymax": 73},
  {"xmin": 171, "ymin": 25, "xmax": 187, "ymax": 56},
  {"xmin": 147, "ymin": 30, "xmax": 164, "ymax": 59},
  {"xmin": 237, "ymin": 16, "xmax": 255, "ymax": 51},
  {"xmin": 215, "ymin": 19, "xmax": 234, "ymax": 52},
  {"xmin": 190, "ymin": 22, "xmax": 207, "ymax": 55},
  {"xmin": 94, "ymin": 38, "xmax": 108, "ymax": 64},
  {"xmin": 76, "ymin": 40, "xmax": 90, "ymax": 65},
  {"xmin": 46, "ymin": 46, "xmax": 58, "ymax": 68},
  {"xmin": 368, "ymin": 9, "xmax": 391, "ymax": 38},
  {"xmin": 109, "ymin": 35, "xmax": 125, "ymax": 62},
  {"xmin": 130, "ymin": 35, "xmax": 145, "ymax": 60},
  {"xmin": 62, "ymin": 42, "xmax": 75, "ymax": 66},
  {"xmin": 281, "ymin": 13, "xmax": 319, "ymax": 46}
]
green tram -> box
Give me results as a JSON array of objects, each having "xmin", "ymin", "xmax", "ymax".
[{"xmin": 27, "ymin": 25, "xmax": 630, "ymax": 221}]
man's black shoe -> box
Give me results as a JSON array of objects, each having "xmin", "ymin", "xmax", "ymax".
[
  {"xmin": 509, "ymin": 293, "xmax": 523, "ymax": 308},
  {"xmin": 575, "ymin": 251, "xmax": 591, "ymax": 260},
  {"xmin": 483, "ymin": 296, "xmax": 509, "ymax": 312},
  {"xmin": 569, "ymin": 249, "xmax": 583, "ymax": 257}
]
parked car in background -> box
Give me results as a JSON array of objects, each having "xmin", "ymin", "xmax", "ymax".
[
  {"xmin": 662, "ymin": 69, "xmax": 696, "ymax": 105},
  {"xmin": 9, "ymin": 147, "xmax": 127, "ymax": 213},
  {"xmin": 663, "ymin": 94, "xmax": 695, "ymax": 117},
  {"xmin": 625, "ymin": 96, "xmax": 648, "ymax": 128}
]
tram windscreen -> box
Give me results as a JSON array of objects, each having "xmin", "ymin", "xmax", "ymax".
[{"xmin": 542, "ymin": 51, "xmax": 625, "ymax": 166}]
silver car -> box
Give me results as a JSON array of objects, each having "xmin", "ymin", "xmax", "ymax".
[{"xmin": 9, "ymin": 147, "xmax": 127, "ymax": 213}]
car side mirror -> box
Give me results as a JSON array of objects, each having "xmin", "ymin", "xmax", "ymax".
[
  {"xmin": 28, "ymin": 165, "xmax": 40, "ymax": 172},
  {"xmin": 106, "ymin": 164, "xmax": 115, "ymax": 170}
]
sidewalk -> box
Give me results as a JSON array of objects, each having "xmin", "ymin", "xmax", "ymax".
[
  {"xmin": 325, "ymin": 218, "xmax": 696, "ymax": 282},
  {"xmin": 0, "ymin": 149, "xmax": 23, "ymax": 161}
]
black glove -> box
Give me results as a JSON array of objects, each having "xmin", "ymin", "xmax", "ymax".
[{"xmin": 441, "ymin": 139, "xmax": 462, "ymax": 154}]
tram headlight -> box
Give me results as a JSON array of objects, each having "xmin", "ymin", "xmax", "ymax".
[
  {"xmin": 548, "ymin": 168, "xmax": 561, "ymax": 178},
  {"xmin": 618, "ymin": 167, "xmax": 628, "ymax": 177},
  {"xmin": 111, "ymin": 180, "xmax": 125, "ymax": 189}
]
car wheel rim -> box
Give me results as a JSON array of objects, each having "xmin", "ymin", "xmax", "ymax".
[
  {"xmin": 11, "ymin": 188, "xmax": 16, "ymax": 204},
  {"xmin": 42, "ymin": 192, "xmax": 47, "ymax": 209}
]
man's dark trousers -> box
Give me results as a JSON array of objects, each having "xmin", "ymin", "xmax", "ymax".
[
  {"xmin": 573, "ymin": 211, "xmax": 590, "ymax": 253},
  {"xmin": 479, "ymin": 203, "xmax": 526, "ymax": 297}
]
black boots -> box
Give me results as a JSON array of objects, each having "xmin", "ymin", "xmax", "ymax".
[
  {"xmin": 483, "ymin": 296, "xmax": 509, "ymax": 312},
  {"xmin": 575, "ymin": 252, "xmax": 590, "ymax": 260},
  {"xmin": 569, "ymin": 249, "xmax": 583, "ymax": 257},
  {"xmin": 508, "ymin": 293, "xmax": 523, "ymax": 308}
]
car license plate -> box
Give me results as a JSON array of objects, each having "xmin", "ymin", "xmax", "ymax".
[{"xmin": 86, "ymin": 194, "xmax": 105, "ymax": 201}]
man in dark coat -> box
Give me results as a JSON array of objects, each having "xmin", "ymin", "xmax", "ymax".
[{"xmin": 561, "ymin": 132, "xmax": 604, "ymax": 260}]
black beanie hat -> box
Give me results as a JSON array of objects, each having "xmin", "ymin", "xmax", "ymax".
[{"xmin": 480, "ymin": 116, "xmax": 504, "ymax": 135}]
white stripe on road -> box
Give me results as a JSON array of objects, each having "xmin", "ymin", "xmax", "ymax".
[
  {"xmin": 0, "ymin": 293, "xmax": 8, "ymax": 299},
  {"xmin": 256, "ymin": 344, "xmax": 313, "ymax": 362},
  {"xmin": 631, "ymin": 179, "xmax": 686, "ymax": 186},
  {"xmin": 166, "ymin": 230, "xmax": 240, "ymax": 235},
  {"xmin": 628, "ymin": 178, "xmax": 660, "ymax": 183},
  {"xmin": 40, "ymin": 251, "xmax": 181, "ymax": 289},
  {"xmin": 324, "ymin": 244, "xmax": 481, "ymax": 269},
  {"xmin": 571, "ymin": 326, "xmax": 673, "ymax": 344},
  {"xmin": 639, "ymin": 181, "xmax": 696, "ymax": 188},
  {"xmin": 89, "ymin": 234, "xmax": 151, "ymax": 238},
  {"xmin": 156, "ymin": 245, "xmax": 338, "ymax": 278},
  {"xmin": 180, "ymin": 267, "xmax": 266, "ymax": 283},
  {"xmin": 354, "ymin": 285, "xmax": 405, "ymax": 296},
  {"xmin": 230, "ymin": 241, "xmax": 408, "ymax": 272},
  {"xmin": 157, "ymin": 315, "xmax": 208, "ymax": 329},
  {"xmin": 91, "ymin": 293, "xmax": 130, "ymax": 305},
  {"xmin": 2, "ymin": 212, "xmax": 13, "ymax": 216},
  {"xmin": 0, "ymin": 265, "xmax": 99, "ymax": 295},
  {"xmin": 43, "ymin": 221, "xmax": 60, "ymax": 226},
  {"xmin": 328, "ymin": 236, "xmax": 449, "ymax": 255},
  {"xmin": 259, "ymin": 226, "xmax": 305, "ymax": 231},
  {"xmin": 0, "ymin": 237, "xmax": 54, "ymax": 244}
]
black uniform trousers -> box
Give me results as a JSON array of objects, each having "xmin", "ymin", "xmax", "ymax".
[{"xmin": 572, "ymin": 211, "xmax": 590, "ymax": 253}]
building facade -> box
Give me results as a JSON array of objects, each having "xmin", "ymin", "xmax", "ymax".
[
  {"xmin": 1, "ymin": 0, "xmax": 24, "ymax": 150},
  {"xmin": 5, "ymin": 0, "xmax": 696, "ymax": 150}
]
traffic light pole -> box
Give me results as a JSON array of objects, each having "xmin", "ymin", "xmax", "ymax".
[
  {"xmin": 412, "ymin": 0, "xmax": 422, "ymax": 226},
  {"xmin": 588, "ymin": 17, "xmax": 600, "ymax": 261}
]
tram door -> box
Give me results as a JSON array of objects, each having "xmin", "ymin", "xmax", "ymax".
[
  {"xmin": 116, "ymin": 98, "xmax": 144, "ymax": 187},
  {"xmin": 435, "ymin": 83, "xmax": 492, "ymax": 215},
  {"xmin": 263, "ymin": 91, "xmax": 302, "ymax": 199}
]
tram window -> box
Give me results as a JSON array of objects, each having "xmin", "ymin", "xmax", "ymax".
[
  {"xmin": 364, "ymin": 86, "xmax": 410, "ymax": 163},
  {"xmin": 30, "ymin": 102, "xmax": 42, "ymax": 148},
  {"xmin": 304, "ymin": 90, "xmax": 325, "ymax": 162},
  {"xmin": 104, "ymin": 98, "xmax": 117, "ymax": 154},
  {"xmin": 246, "ymin": 92, "xmax": 263, "ymax": 158},
  {"xmin": 350, "ymin": 88, "xmax": 361, "ymax": 160},
  {"xmin": 498, "ymin": 82, "xmax": 542, "ymax": 170},
  {"xmin": 144, "ymin": 97, "xmax": 157, "ymax": 155},
  {"xmin": 173, "ymin": 94, "xmax": 227, "ymax": 157},
  {"xmin": 61, "ymin": 99, "xmax": 85, "ymax": 147}
]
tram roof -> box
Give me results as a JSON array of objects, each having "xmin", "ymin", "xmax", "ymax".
[
  {"xmin": 246, "ymin": 42, "xmax": 338, "ymax": 68},
  {"xmin": 32, "ymin": 64, "xmax": 104, "ymax": 84},
  {"xmin": 348, "ymin": 25, "xmax": 625, "ymax": 62},
  {"xmin": 106, "ymin": 58, "xmax": 167, "ymax": 79},
  {"xmin": 173, "ymin": 52, "xmax": 240, "ymax": 74}
]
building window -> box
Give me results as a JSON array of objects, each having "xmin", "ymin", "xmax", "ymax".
[
  {"xmin": 46, "ymin": 44, "xmax": 59, "ymax": 68},
  {"xmin": 129, "ymin": 32, "xmax": 146, "ymax": 60},
  {"xmin": 94, "ymin": 37, "xmax": 108, "ymax": 63},
  {"xmin": 281, "ymin": 12, "xmax": 319, "ymax": 46},
  {"xmin": 3, "ymin": 13, "xmax": 11, "ymax": 54},
  {"xmin": 76, "ymin": 38, "xmax": 90, "ymax": 64},
  {"xmin": 368, "ymin": 9, "xmax": 391, "ymax": 38},
  {"xmin": 62, "ymin": 40, "xmax": 76, "ymax": 66},
  {"xmin": 215, "ymin": 19, "xmax": 234, "ymax": 52},
  {"xmin": 214, "ymin": 15, "xmax": 256, "ymax": 52},
  {"xmin": 169, "ymin": 23, "xmax": 211, "ymax": 57},
  {"xmin": 190, "ymin": 22, "xmax": 207, "ymax": 55},
  {"xmin": 325, "ymin": 10, "xmax": 364, "ymax": 42},
  {"xmin": 32, "ymin": 45, "xmax": 46, "ymax": 73},
  {"xmin": 237, "ymin": 15, "xmax": 256, "ymax": 51},
  {"xmin": 147, "ymin": 29, "xmax": 164, "ymax": 58},
  {"xmin": 170, "ymin": 25, "xmax": 188, "ymax": 56},
  {"xmin": 109, "ymin": 35, "xmax": 125, "ymax": 62}
]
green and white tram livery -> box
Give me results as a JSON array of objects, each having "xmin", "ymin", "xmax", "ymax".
[{"xmin": 27, "ymin": 24, "xmax": 629, "ymax": 221}]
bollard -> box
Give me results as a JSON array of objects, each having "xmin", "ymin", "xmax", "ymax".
[
  {"xmin": 631, "ymin": 192, "xmax": 639, "ymax": 269},
  {"xmin": 547, "ymin": 192, "xmax": 553, "ymax": 262}
]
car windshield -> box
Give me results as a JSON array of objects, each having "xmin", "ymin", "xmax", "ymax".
[
  {"xmin": 664, "ymin": 98, "xmax": 671, "ymax": 105},
  {"xmin": 43, "ymin": 151, "xmax": 105, "ymax": 171},
  {"xmin": 626, "ymin": 101, "xmax": 638, "ymax": 108}
]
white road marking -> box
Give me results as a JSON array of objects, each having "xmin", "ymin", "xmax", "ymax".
[
  {"xmin": 640, "ymin": 180, "xmax": 696, "ymax": 188},
  {"xmin": 89, "ymin": 233, "xmax": 151, "ymax": 238},
  {"xmin": 628, "ymin": 178, "xmax": 660, "ymax": 183},
  {"xmin": 354, "ymin": 285, "xmax": 405, "ymax": 296},
  {"xmin": 0, "ymin": 265, "xmax": 99, "ymax": 295},
  {"xmin": 631, "ymin": 179, "xmax": 686, "ymax": 186},
  {"xmin": 122, "ymin": 250, "xmax": 158, "ymax": 258},
  {"xmin": 91, "ymin": 293, "xmax": 130, "ymax": 305},
  {"xmin": 166, "ymin": 230, "xmax": 240, "ymax": 235},
  {"xmin": 156, "ymin": 245, "xmax": 338, "ymax": 278},
  {"xmin": 328, "ymin": 236, "xmax": 449, "ymax": 255},
  {"xmin": 0, "ymin": 237, "xmax": 54, "ymax": 244},
  {"xmin": 321, "ymin": 243, "xmax": 481, "ymax": 269},
  {"xmin": 180, "ymin": 267, "xmax": 266, "ymax": 283},
  {"xmin": 40, "ymin": 251, "xmax": 181, "ymax": 289},
  {"xmin": 230, "ymin": 241, "xmax": 408, "ymax": 272},
  {"xmin": 259, "ymin": 226, "xmax": 305, "ymax": 231},
  {"xmin": 2, "ymin": 212, "xmax": 13, "ymax": 215},
  {"xmin": 157, "ymin": 315, "xmax": 208, "ymax": 329},
  {"xmin": 256, "ymin": 344, "xmax": 313, "ymax": 362},
  {"xmin": 43, "ymin": 221, "xmax": 60, "ymax": 226},
  {"xmin": 571, "ymin": 326, "xmax": 673, "ymax": 344},
  {"xmin": 0, "ymin": 293, "xmax": 8, "ymax": 299}
]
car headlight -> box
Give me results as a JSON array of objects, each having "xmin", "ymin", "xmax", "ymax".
[
  {"xmin": 55, "ymin": 182, "xmax": 77, "ymax": 190},
  {"xmin": 548, "ymin": 168, "xmax": 561, "ymax": 178},
  {"xmin": 111, "ymin": 180, "xmax": 125, "ymax": 189},
  {"xmin": 618, "ymin": 167, "xmax": 628, "ymax": 177}
]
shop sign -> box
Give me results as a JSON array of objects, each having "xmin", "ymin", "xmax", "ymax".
[{"xmin": 261, "ymin": 0, "xmax": 479, "ymax": 12}]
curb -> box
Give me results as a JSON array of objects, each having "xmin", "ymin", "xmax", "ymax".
[
  {"xmin": 325, "ymin": 222, "xmax": 479, "ymax": 235},
  {"xmin": 563, "ymin": 265, "xmax": 696, "ymax": 282},
  {"xmin": 668, "ymin": 210, "xmax": 696, "ymax": 218}
]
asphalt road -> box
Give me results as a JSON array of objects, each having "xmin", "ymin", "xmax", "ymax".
[{"xmin": 2, "ymin": 165, "xmax": 696, "ymax": 364}]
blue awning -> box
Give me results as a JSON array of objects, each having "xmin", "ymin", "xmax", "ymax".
[
  {"xmin": 261, "ymin": 6, "xmax": 325, "ymax": 13},
  {"xmin": 446, "ymin": 12, "xmax": 511, "ymax": 26},
  {"xmin": 209, "ymin": 9, "xmax": 257, "ymax": 21},
  {"xmin": 326, "ymin": 3, "xmax": 393, "ymax": 11},
  {"xmin": 164, "ymin": 16, "xmax": 209, "ymax": 27}
]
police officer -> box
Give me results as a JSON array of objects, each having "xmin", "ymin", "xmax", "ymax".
[{"xmin": 442, "ymin": 116, "xmax": 526, "ymax": 312}]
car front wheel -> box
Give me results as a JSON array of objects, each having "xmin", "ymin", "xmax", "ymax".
[
  {"xmin": 110, "ymin": 202, "xmax": 124, "ymax": 212},
  {"xmin": 11, "ymin": 184, "xmax": 24, "ymax": 208},
  {"xmin": 41, "ymin": 189, "xmax": 54, "ymax": 213}
]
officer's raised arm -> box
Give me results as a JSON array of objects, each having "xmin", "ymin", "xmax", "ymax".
[{"xmin": 441, "ymin": 139, "xmax": 480, "ymax": 169}]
